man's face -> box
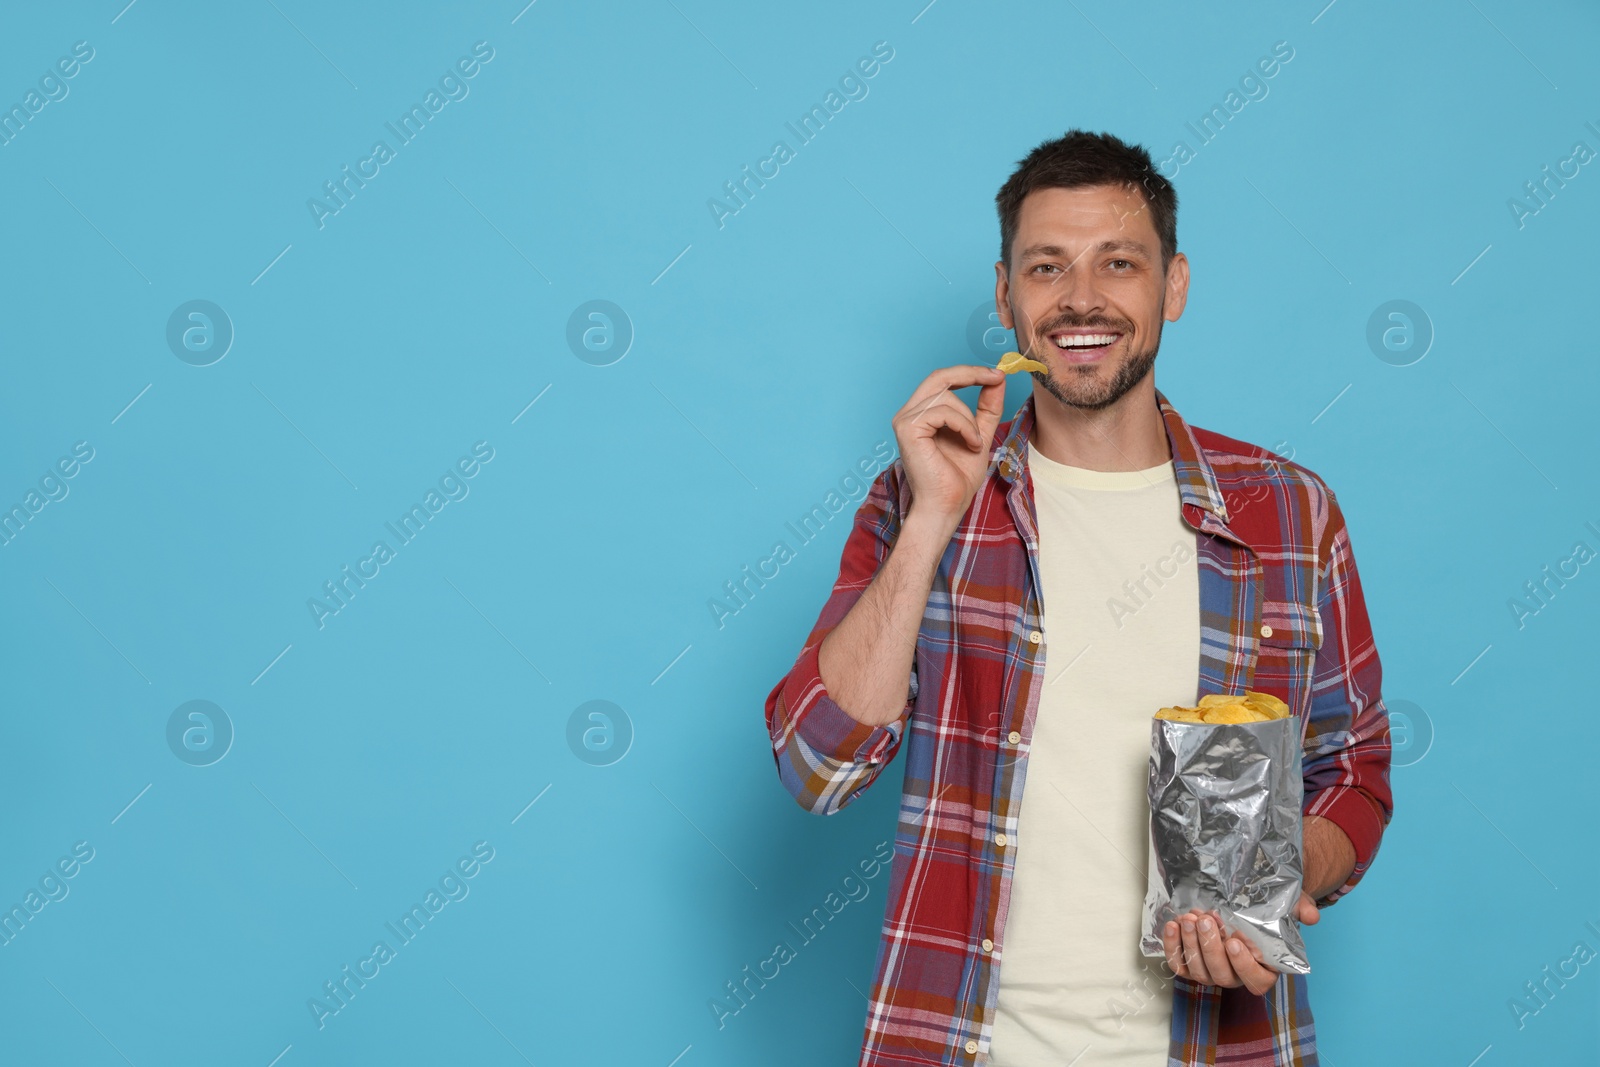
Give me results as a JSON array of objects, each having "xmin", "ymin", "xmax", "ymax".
[{"xmin": 995, "ymin": 183, "xmax": 1189, "ymax": 411}]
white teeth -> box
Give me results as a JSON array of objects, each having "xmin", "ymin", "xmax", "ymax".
[{"xmin": 1054, "ymin": 333, "xmax": 1118, "ymax": 348}]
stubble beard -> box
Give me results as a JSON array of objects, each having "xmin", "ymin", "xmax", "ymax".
[{"xmin": 1021, "ymin": 297, "xmax": 1165, "ymax": 412}]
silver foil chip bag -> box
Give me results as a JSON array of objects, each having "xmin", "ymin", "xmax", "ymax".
[{"xmin": 1139, "ymin": 713, "xmax": 1310, "ymax": 975}]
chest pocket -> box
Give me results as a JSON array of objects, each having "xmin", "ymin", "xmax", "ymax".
[{"xmin": 1252, "ymin": 598, "xmax": 1323, "ymax": 720}]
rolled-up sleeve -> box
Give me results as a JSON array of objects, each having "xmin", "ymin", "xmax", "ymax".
[
  {"xmin": 1301, "ymin": 487, "xmax": 1394, "ymax": 907},
  {"xmin": 763, "ymin": 461, "xmax": 919, "ymax": 815}
]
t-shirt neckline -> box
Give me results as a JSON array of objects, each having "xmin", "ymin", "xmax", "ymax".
[{"xmin": 1026, "ymin": 440, "xmax": 1174, "ymax": 491}]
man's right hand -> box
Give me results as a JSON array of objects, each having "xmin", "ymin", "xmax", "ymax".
[
  {"xmin": 815, "ymin": 364, "xmax": 1007, "ymax": 730},
  {"xmin": 893, "ymin": 365, "xmax": 1008, "ymax": 529}
]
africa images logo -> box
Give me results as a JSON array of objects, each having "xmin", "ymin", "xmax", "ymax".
[{"xmin": 706, "ymin": 41, "xmax": 895, "ymax": 229}]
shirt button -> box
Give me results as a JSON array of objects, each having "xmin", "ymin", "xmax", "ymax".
[
  {"xmin": 1007, "ymin": 731, "xmax": 1021, "ymax": 745},
  {"xmin": 982, "ymin": 938, "xmax": 994, "ymax": 952},
  {"xmin": 1028, "ymin": 630, "xmax": 1042, "ymax": 643},
  {"xmin": 965, "ymin": 1040, "xmax": 979, "ymax": 1055},
  {"xmin": 1260, "ymin": 624, "xmax": 1274, "ymax": 638},
  {"xmin": 995, "ymin": 833, "xmax": 1008, "ymax": 847}
]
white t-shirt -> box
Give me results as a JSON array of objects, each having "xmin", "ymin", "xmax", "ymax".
[{"xmin": 987, "ymin": 441, "xmax": 1200, "ymax": 1066}]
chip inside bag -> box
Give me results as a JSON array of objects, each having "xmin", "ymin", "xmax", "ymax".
[
  {"xmin": 1140, "ymin": 690, "xmax": 1311, "ymax": 975},
  {"xmin": 1154, "ymin": 691, "xmax": 1291, "ymax": 724}
]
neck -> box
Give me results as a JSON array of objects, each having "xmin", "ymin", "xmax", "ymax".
[{"xmin": 1027, "ymin": 377, "xmax": 1169, "ymax": 471}]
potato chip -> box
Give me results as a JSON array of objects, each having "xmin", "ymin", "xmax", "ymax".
[
  {"xmin": 1243, "ymin": 704, "xmax": 1288, "ymax": 721},
  {"xmin": 1155, "ymin": 692, "xmax": 1289, "ymax": 724},
  {"xmin": 1242, "ymin": 691, "xmax": 1290, "ymax": 719},
  {"xmin": 1154, "ymin": 706, "xmax": 1205, "ymax": 722},
  {"xmin": 996, "ymin": 350, "xmax": 1049, "ymax": 375},
  {"xmin": 1201, "ymin": 703, "xmax": 1263, "ymax": 724}
]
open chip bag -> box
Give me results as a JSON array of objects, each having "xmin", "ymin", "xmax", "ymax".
[{"xmin": 1138, "ymin": 691, "xmax": 1311, "ymax": 976}]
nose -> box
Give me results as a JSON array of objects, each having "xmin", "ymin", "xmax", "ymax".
[{"xmin": 1050, "ymin": 257, "xmax": 1108, "ymax": 319}]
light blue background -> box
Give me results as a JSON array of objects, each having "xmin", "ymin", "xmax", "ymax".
[{"xmin": 1, "ymin": 1, "xmax": 1596, "ymax": 1064}]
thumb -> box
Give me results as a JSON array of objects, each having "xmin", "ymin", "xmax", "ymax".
[
  {"xmin": 1296, "ymin": 892, "xmax": 1320, "ymax": 925},
  {"xmin": 974, "ymin": 377, "xmax": 1006, "ymax": 441}
]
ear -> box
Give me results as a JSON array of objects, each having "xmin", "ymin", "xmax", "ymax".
[
  {"xmin": 1163, "ymin": 252, "xmax": 1190, "ymax": 322},
  {"xmin": 994, "ymin": 260, "xmax": 1013, "ymax": 330}
]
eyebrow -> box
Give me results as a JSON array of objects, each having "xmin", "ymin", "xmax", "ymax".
[{"xmin": 1017, "ymin": 239, "xmax": 1152, "ymax": 261}]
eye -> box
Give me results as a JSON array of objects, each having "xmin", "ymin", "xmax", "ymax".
[
  {"xmin": 1109, "ymin": 258, "xmax": 1135, "ymax": 270},
  {"xmin": 1031, "ymin": 263, "xmax": 1060, "ymax": 274}
]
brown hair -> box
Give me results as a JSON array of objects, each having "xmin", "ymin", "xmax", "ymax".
[{"xmin": 995, "ymin": 129, "xmax": 1178, "ymax": 272}]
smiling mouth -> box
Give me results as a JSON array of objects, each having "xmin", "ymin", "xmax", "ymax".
[{"xmin": 1047, "ymin": 330, "xmax": 1122, "ymax": 362}]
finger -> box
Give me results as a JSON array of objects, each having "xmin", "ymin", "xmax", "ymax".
[
  {"xmin": 1211, "ymin": 916, "xmax": 1270, "ymax": 969},
  {"xmin": 973, "ymin": 374, "xmax": 1007, "ymax": 440},
  {"xmin": 1296, "ymin": 892, "xmax": 1321, "ymax": 926},
  {"xmin": 899, "ymin": 378, "xmax": 983, "ymax": 427},
  {"xmin": 1195, "ymin": 915, "xmax": 1239, "ymax": 986},
  {"xmin": 1161, "ymin": 920, "xmax": 1188, "ymax": 979},
  {"xmin": 906, "ymin": 395, "xmax": 984, "ymax": 451},
  {"xmin": 1178, "ymin": 915, "xmax": 1212, "ymax": 985},
  {"xmin": 1224, "ymin": 935, "xmax": 1281, "ymax": 996},
  {"xmin": 900, "ymin": 364, "xmax": 1007, "ymax": 414}
]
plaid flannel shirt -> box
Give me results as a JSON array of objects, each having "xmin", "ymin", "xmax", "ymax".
[{"xmin": 764, "ymin": 387, "xmax": 1393, "ymax": 1066}]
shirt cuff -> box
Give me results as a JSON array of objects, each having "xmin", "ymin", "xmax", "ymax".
[{"xmin": 782, "ymin": 637, "xmax": 910, "ymax": 767}]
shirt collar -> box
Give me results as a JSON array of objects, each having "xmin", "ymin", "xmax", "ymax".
[{"xmin": 990, "ymin": 386, "xmax": 1233, "ymax": 525}]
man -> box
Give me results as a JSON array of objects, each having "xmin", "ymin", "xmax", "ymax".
[{"xmin": 763, "ymin": 130, "xmax": 1392, "ymax": 1066}]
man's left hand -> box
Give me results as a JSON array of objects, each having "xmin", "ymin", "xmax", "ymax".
[
  {"xmin": 1161, "ymin": 815, "xmax": 1349, "ymax": 995},
  {"xmin": 1162, "ymin": 892, "xmax": 1320, "ymax": 995}
]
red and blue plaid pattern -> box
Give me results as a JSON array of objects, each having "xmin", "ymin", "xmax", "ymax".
[{"xmin": 764, "ymin": 387, "xmax": 1393, "ymax": 1066}]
